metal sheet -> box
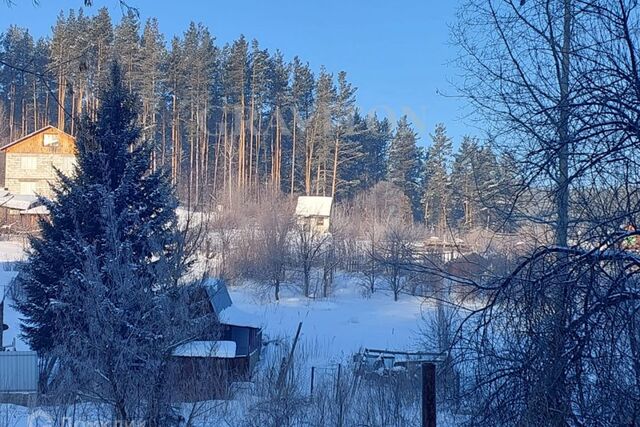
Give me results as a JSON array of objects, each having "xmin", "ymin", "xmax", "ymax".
[{"xmin": 0, "ymin": 351, "xmax": 38, "ymax": 392}]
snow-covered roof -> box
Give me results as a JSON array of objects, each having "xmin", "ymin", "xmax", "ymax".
[
  {"xmin": 219, "ymin": 304, "xmax": 261, "ymax": 329},
  {"xmin": 295, "ymin": 196, "xmax": 333, "ymax": 217},
  {"xmin": 202, "ymin": 278, "xmax": 261, "ymax": 329},
  {"xmin": 0, "ymin": 194, "xmax": 39, "ymax": 211},
  {"xmin": 21, "ymin": 205, "xmax": 49, "ymax": 215},
  {"xmin": 172, "ymin": 340, "xmax": 237, "ymax": 358}
]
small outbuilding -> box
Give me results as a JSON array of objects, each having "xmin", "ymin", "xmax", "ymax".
[
  {"xmin": 170, "ymin": 278, "xmax": 263, "ymax": 401},
  {"xmin": 202, "ymin": 278, "xmax": 263, "ymax": 370},
  {"xmin": 295, "ymin": 196, "xmax": 333, "ymax": 234},
  {"xmin": 0, "ymin": 191, "xmax": 47, "ymax": 234}
]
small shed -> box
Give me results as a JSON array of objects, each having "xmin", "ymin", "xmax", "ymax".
[
  {"xmin": 203, "ymin": 278, "xmax": 262, "ymax": 368},
  {"xmin": 169, "ymin": 340, "xmax": 241, "ymax": 401},
  {"xmin": 295, "ymin": 196, "xmax": 333, "ymax": 234},
  {"xmin": 0, "ymin": 192, "xmax": 46, "ymax": 234},
  {"xmin": 171, "ymin": 278, "xmax": 263, "ymax": 401}
]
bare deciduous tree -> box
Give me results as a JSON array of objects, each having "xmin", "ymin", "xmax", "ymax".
[
  {"xmin": 256, "ymin": 197, "xmax": 294, "ymax": 301},
  {"xmin": 293, "ymin": 225, "xmax": 331, "ymax": 298},
  {"xmin": 378, "ymin": 221, "xmax": 416, "ymax": 301},
  {"xmin": 445, "ymin": 0, "xmax": 640, "ymax": 424}
]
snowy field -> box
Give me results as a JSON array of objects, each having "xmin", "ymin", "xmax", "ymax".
[{"xmin": 229, "ymin": 275, "xmax": 433, "ymax": 367}]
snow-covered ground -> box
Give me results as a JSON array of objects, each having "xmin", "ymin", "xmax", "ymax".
[
  {"xmin": 229, "ymin": 274, "xmax": 433, "ymax": 367},
  {"xmin": 0, "ymin": 240, "xmax": 439, "ymax": 425},
  {"xmin": 0, "ymin": 241, "xmax": 25, "ymax": 263},
  {"xmin": 1, "ymin": 239, "xmax": 432, "ymax": 358}
]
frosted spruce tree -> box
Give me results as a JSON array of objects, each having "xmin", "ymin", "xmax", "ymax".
[{"xmin": 15, "ymin": 63, "xmax": 203, "ymax": 425}]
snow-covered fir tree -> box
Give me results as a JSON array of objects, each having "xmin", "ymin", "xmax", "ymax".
[
  {"xmin": 15, "ymin": 62, "xmax": 183, "ymax": 351},
  {"xmin": 14, "ymin": 63, "xmax": 209, "ymax": 425}
]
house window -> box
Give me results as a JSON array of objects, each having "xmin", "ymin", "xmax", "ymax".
[
  {"xmin": 43, "ymin": 134, "xmax": 60, "ymax": 147},
  {"xmin": 21, "ymin": 157, "xmax": 37, "ymax": 170},
  {"xmin": 316, "ymin": 217, "xmax": 325, "ymax": 226},
  {"xmin": 20, "ymin": 181, "xmax": 37, "ymax": 195}
]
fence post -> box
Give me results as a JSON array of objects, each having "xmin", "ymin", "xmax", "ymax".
[
  {"xmin": 310, "ymin": 366, "xmax": 315, "ymax": 397},
  {"xmin": 276, "ymin": 322, "xmax": 303, "ymax": 391},
  {"xmin": 422, "ymin": 362, "xmax": 436, "ymax": 427},
  {"xmin": 0, "ymin": 297, "xmax": 4, "ymax": 351},
  {"xmin": 335, "ymin": 363, "xmax": 342, "ymax": 400}
]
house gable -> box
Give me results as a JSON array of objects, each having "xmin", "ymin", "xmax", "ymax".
[{"xmin": 0, "ymin": 126, "xmax": 75, "ymax": 155}]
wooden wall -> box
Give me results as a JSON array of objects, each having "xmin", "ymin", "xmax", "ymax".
[{"xmin": 2, "ymin": 127, "xmax": 75, "ymax": 155}]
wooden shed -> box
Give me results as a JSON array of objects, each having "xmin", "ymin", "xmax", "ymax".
[
  {"xmin": 0, "ymin": 192, "xmax": 47, "ymax": 235},
  {"xmin": 295, "ymin": 196, "xmax": 333, "ymax": 234},
  {"xmin": 170, "ymin": 278, "xmax": 263, "ymax": 401}
]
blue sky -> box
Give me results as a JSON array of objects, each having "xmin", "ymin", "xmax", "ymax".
[{"xmin": 1, "ymin": 0, "xmax": 470, "ymax": 146}]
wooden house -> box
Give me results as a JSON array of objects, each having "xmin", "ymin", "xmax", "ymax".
[
  {"xmin": 0, "ymin": 125, "xmax": 76, "ymax": 198},
  {"xmin": 295, "ymin": 196, "xmax": 333, "ymax": 234}
]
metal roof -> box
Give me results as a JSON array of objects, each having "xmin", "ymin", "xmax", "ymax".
[
  {"xmin": 203, "ymin": 278, "xmax": 232, "ymax": 316},
  {"xmin": 0, "ymin": 194, "xmax": 39, "ymax": 211},
  {"xmin": 202, "ymin": 278, "xmax": 260, "ymax": 329}
]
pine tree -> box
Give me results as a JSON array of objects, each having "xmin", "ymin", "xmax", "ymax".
[
  {"xmin": 14, "ymin": 64, "xmax": 207, "ymax": 426},
  {"xmin": 450, "ymin": 136, "xmax": 480, "ymax": 228},
  {"xmin": 358, "ymin": 113, "xmax": 391, "ymax": 191},
  {"xmin": 166, "ymin": 35, "xmax": 186, "ymax": 187},
  {"xmin": 336, "ymin": 110, "xmax": 367, "ymax": 199},
  {"xmin": 248, "ymin": 40, "xmax": 269, "ymax": 188},
  {"xmin": 330, "ymin": 70, "xmax": 357, "ymax": 198},
  {"xmin": 31, "ymin": 37, "xmax": 52, "ymax": 129},
  {"xmin": 266, "ymin": 50, "xmax": 291, "ymax": 191},
  {"xmin": 423, "ymin": 123, "xmax": 452, "ymax": 232},
  {"xmin": 50, "ymin": 11, "xmax": 72, "ymax": 131},
  {"xmin": 139, "ymin": 18, "xmax": 166, "ymax": 157},
  {"xmin": 112, "ymin": 10, "xmax": 141, "ymax": 93},
  {"xmin": 290, "ymin": 57, "xmax": 315, "ymax": 194},
  {"xmin": 181, "ymin": 22, "xmax": 216, "ymax": 203},
  {"xmin": 64, "ymin": 9, "xmax": 91, "ymax": 133},
  {"xmin": 306, "ymin": 67, "xmax": 335, "ymax": 195},
  {"xmin": 88, "ymin": 7, "xmax": 113, "ymax": 107},
  {"xmin": 388, "ymin": 115, "xmax": 422, "ymax": 220},
  {"xmin": 0, "ymin": 25, "xmax": 35, "ymax": 139}
]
